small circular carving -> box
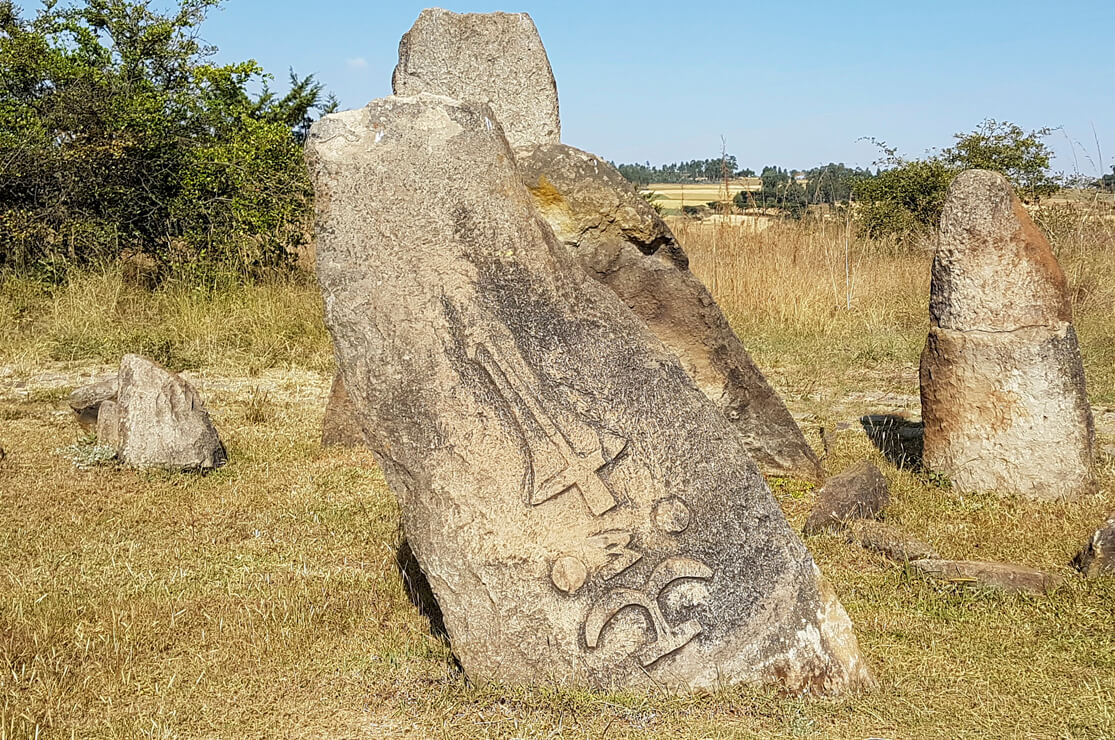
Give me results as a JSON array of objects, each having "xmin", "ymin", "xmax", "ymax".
[
  {"xmin": 551, "ymin": 556, "xmax": 588, "ymax": 594},
  {"xmin": 653, "ymin": 498, "xmax": 691, "ymax": 533}
]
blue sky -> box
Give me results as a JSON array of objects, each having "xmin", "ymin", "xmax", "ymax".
[{"xmin": 30, "ymin": 0, "xmax": 1115, "ymax": 174}]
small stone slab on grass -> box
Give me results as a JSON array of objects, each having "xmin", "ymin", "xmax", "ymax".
[
  {"xmin": 910, "ymin": 559, "xmax": 1062, "ymax": 594},
  {"xmin": 846, "ymin": 520, "xmax": 937, "ymax": 562}
]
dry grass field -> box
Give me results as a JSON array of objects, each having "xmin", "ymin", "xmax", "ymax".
[
  {"xmin": 2, "ymin": 200, "xmax": 1115, "ymax": 738},
  {"xmin": 643, "ymin": 182, "xmax": 755, "ymax": 213}
]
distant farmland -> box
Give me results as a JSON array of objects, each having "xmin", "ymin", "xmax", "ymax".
[{"xmin": 646, "ymin": 179, "xmax": 761, "ymax": 212}]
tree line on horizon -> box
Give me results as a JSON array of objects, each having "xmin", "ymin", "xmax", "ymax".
[{"xmin": 616, "ymin": 121, "xmax": 1113, "ymax": 240}]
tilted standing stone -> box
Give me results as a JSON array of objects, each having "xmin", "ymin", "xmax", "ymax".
[
  {"xmin": 516, "ymin": 144, "xmax": 824, "ymax": 481},
  {"xmin": 392, "ymin": 8, "xmax": 560, "ymax": 148},
  {"xmin": 920, "ymin": 170, "xmax": 1094, "ymax": 499},
  {"xmin": 307, "ymin": 94, "xmax": 871, "ymax": 693},
  {"xmin": 98, "ymin": 354, "xmax": 227, "ymax": 470}
]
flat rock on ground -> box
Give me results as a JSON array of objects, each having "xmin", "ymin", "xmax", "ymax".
[
  {"xmin": 306, "ymin": 93, "xmax": 872, "ymax": 694},
  {"xmin": 910, "ymin": 559, "xmax": 1062, "ymax": 594},
  {"xmin": 846, "ymin": 520, "xmax": 937, "ymax": 562},
  {"xmin": 68, "ymin": 377, "xmax": 118, "ymax": 432}
]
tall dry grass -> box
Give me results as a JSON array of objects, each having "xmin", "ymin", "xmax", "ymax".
[
  {"xmin": 0, "ymin": 269, "xmax": 333, "ymax": 376},
  {"xmin": 674, "ymin": 194, "xmax": 1115, "ymax": 405}
]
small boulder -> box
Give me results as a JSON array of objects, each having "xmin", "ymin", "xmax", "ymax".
[
  {"xmin": 910, "ymin": 559, "xmax": 1061, "ymax": 594},
  {"xmin": 846, "ymin": 520, "xmax": 937, "ymax": 562},
  {"xmin": 97, "ymin": 354, "xmax": 227, "ymax": 471},
  {"xmin": 68, "ymin": 377, "xmax": 118, "ymax": 432},
  {"xmin": 321, "ymin": 371, "xmax": 366, "ymax": 447},
  {"xmin": 804, "ymin": 461, "xmax": 889, "ymax": 535},
  {"xmin": 1073, "ymin": 514, "xmax": 1115, "ymax": 577}
]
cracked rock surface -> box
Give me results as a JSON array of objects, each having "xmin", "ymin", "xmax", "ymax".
[
  {"xmin": 306, "ymin": 93, "xmax": 871, "ymax": 693},
  {"xmin": 515, "ymin": 143, "xmax": 824, "ymax": 482},
  {"xmin": 920, "ymin": 170, "xmax": 1094, "ymax": 499}
]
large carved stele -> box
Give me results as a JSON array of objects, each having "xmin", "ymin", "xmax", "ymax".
[{"xmin": 307, "ymin": 94, "xmax": 871, "ymax": 693}]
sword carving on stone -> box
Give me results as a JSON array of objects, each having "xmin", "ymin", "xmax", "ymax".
[{"xmin": 472, "ymin": 343, "xmax": 626, "ymax": 516}]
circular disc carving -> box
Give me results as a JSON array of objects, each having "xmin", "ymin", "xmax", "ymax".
[
  {"xmin": 551, "ymin": 555, "xmax": 588, "ymax": 594},
  {"xmin": 653, "ymin": 498, "xmax": 691, "ymax": 533}
]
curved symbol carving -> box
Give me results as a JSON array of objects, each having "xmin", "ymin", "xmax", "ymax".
[
  {"xmin": 583, "ymin": 556, "xmax": 713, "ymax": 667},
  {"xmin": 590, "ymin": 531, "xmax": 642, "ymax": 581}
]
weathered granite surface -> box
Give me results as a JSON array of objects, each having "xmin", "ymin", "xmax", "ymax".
[
  {"xmin": 306, "ymin": 94, "xmax": 871, "ymax": 693},
  {"xmin": 392, "ymin": 8, "xmax": 560, "ymax": 148},
  {"xmin": 515, "ymin": 143, "xmax": 824, "ymax": 482}
]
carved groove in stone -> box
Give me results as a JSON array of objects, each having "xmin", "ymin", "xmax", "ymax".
[
  {"xmin": 472, "ymin": 343, "xmax": 624, "ymax": 515},
  {"xmin": 590, "ymin": 531, "xmax": 643, "ymax": 581},
  {"xmin": 583, "ymin": 556, "xmax": 713, "ymax": 667}
]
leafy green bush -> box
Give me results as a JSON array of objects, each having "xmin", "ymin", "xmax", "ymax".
[
  {"xmin": 940, "ymin": 119, "xmax": 1059, "ymax": 203},
  {"xmin": 0, "ymin": 0, "xmax": 331, "ymax": 279},
  {"xmin": 854, "ymin": 158, "xmax": 957, "ymax": 241},
  {"xmin": 852, "ymin": 120, "xmax": 1060, "ymax": 242}
]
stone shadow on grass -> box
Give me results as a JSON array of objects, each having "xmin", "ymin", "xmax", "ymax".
[
  {"xmin": 395, "ymin": 537, "xmax": 449, "ymax": 641},
  {"xmin": 860, "ymin": 414, "xmax": 924, "ymax": 470}
]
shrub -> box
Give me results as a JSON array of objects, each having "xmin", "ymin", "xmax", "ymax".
[
  {"xmin": 0, "ymin": 0, "xmax": 331, "ymax": 278},
  {"xmin": 852, "ymin": 120, "xmax": 1059, "ymax": 242},
  {"xmin": 854, "ymin": 158, "xmax": 957, "ymax": 241}
]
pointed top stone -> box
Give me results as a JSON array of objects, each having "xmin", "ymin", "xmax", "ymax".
[
  {"xmin": 392, "ymin": 8, "xmax": 560, "ymax": 148},
  {"xmin": 932, "ymin": 169, "xmax": 1071, "ymax": 333}
]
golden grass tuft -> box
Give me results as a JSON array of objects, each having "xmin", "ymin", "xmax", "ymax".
[
  {"xmin": 675, "ymin": 194, "xmax": 1115, "ymax": 407},
  {"xmin": 0, "ymin": 268, "xmax": 333, "ymax": 377}
]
